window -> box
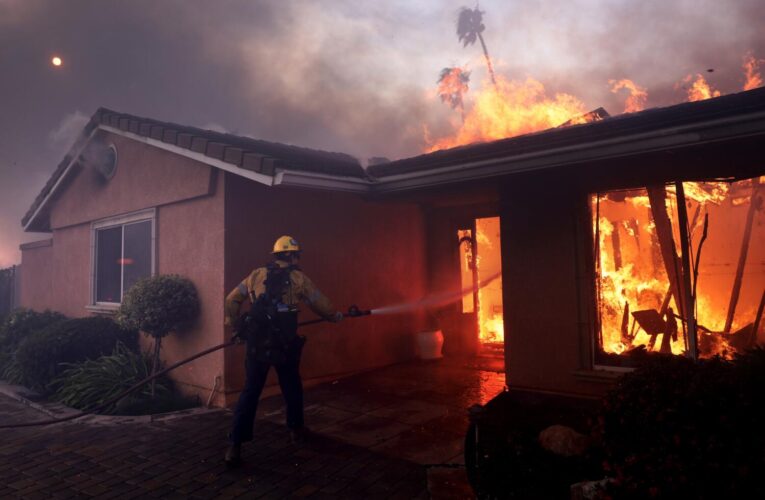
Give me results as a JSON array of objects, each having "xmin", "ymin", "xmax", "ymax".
[
  {"xmin": 91, "ymin": 209, "xmax": 155, "ymax": 305},
  {"xmin": 591, "ymin": 177, "xmax": 765, "ymax": 368}
]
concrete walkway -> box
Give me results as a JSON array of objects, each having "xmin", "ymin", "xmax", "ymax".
[{"xmin": 0, "ymin": 357, "xmax": 504, "ymax": 498}]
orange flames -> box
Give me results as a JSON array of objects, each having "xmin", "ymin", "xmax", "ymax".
[
  {"xmin": 427, "ymin": 76, "xmax": 589, "ymax": 152},
  {"xmin": 476, "ymin": 217, "xmax": 503, "ymax": 344},
  {"xmin": 457, "ymin": 218, "xmax": 505, "ymax": 345},
  {"xmin": 426, "ymin": 52, "xmax": 761, "ymax": 153},
  {"xmin": 609, "ymin": 79, "xmax": 648, "ymax": 113},
  {"xmin": 437, "ymin": 67, "xmax": 470, "ymax": 112},
  {"xmin": 594, "ymin": 180, "xmax": 764, "ymax": 361},
  {"xmin": 679, "ymin": 74, "xmax": 721, "ymax": 102},
  {"xmin": 743, "ymin": 52, "xmax": 764, "ymax": 91}
]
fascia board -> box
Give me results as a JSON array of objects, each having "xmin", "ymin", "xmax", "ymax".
[
  {"xmin": 272, "ymin": 170, "xmax": 371, "ymax": 193},
  {"xmin": 371, "ymin": 110, "xmax": 765, "ymax": 193}
]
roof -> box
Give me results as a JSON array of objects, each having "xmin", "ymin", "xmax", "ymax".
[
  {"xmin": 367, "ymin": 87, "xmax": 765, "ymax": 179},
  {"xmin": 22, "ymin": 108, "xmax": 366, "ymax": 230},
  {"xmin": 22, "ymin": 88, "xmax": 765, "ymax": 231}
]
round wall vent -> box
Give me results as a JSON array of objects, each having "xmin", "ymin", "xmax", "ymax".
[{"xmin": 99, "ymin": 145, "xmax": 118, "ymax": 179}]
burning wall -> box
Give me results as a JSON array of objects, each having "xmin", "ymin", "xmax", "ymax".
[{"xmin": 593, "ymin": 178, "xmax": 765, "ymax": 365}]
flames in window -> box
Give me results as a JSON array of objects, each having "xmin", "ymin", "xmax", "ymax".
[{"xmin": 593, "ymin": 178, "xmax": 765, "ymax": 364}]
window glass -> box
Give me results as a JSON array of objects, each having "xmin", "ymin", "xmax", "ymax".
[
  {"xmin": 96, "ymin": 226, "xmax": 122, "ymax": 303},
  {"xmin": 123, "ymin": 221, "xmax": 152, "ymax": 294}
]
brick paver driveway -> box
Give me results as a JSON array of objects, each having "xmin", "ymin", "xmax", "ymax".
[
  {"xmin": 0, "ymin": 395, "xmax": 428, "ymax": 499},
  {"xmin": 0, "ymin": 358, "xmax": 503, "ymax": 498}
]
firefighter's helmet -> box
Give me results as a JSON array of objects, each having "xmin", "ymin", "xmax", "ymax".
[{"xmin": 272, "ymin": 235, "xmax": 301, "ymax": 254}]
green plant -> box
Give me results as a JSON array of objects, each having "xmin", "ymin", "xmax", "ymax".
[
  {"xmin": 49, "ymin": 342, "xmax": 176, "ymax": 414},
  {"xmin": 116, "ymin": 274, "xmax": 200, "ymax": 395},
  {"xmin": 0, "ymin": 308, "xmax": 67, "ymax": 376},
  {"xmin": 10, "ymin": 316, "xmax": 136, "ymax": 391},
  {"xmin": 599, "ymin": 350, "xmax": 765, "ymax": 498}
]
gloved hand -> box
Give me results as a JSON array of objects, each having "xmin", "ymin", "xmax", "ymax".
[{"xmin": 331, "ymin": 311, "xmax": 344, "ymax": 323}]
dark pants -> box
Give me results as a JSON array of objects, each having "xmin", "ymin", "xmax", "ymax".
[{"xmin": 229, "ymin": 339, "xmax": 304, "ymax": 444}]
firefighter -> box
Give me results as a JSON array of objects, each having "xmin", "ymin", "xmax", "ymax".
[{"xmin": 224, "ymin": 236, "xmax": 342, "ymax": 467}]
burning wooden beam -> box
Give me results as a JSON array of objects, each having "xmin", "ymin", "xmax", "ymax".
[
  {"xmin": 724, "ymin": 178, "xmax": 761, "ymax": 333},
  {"xmin": 675, "ymin": 181, "xmax": 698, "ymax": 357},
  {"xmin": 647, "ymin": 185, "xmax": 686, "ymax": 319}
]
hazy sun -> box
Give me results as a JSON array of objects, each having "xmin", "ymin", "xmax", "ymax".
[{"xmin": 51, "ymin": 56, "xmax": 62, "ymax": 67}]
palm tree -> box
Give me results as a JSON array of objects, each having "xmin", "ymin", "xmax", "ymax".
[
  {"xmin": 457, "ymin": 6, "xmax": 497, "ymax": 89},
  {"xmin": 437, "ymin": 67, "xmax": 471, "ymax": 122}
]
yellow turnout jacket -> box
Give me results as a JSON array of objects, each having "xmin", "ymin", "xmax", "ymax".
[{"xmin": 225, "ymin": 260, "xmax": 336, "ymax": 326}]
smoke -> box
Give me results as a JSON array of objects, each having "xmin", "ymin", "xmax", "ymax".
[
  {"xmin": 1, "ymin": 0, "xmax": 764, "ymax": 265},
  {"xmin": 48, "ymin": 111, "xmax": 89, "ymax": 154}
]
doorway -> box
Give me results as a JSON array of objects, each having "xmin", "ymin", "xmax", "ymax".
[{"xmin": 458, "ymin": 216, "xmax": 504, "ymax": 356}]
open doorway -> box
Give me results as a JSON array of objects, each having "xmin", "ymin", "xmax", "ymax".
[{"xmin": 458, "ymin": 216, "xmax": 504, "ymax": 358}]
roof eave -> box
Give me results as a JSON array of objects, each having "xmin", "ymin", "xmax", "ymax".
[{"xmin": 369, "ymin": 109, "xmax": 765, "ymax": 193}]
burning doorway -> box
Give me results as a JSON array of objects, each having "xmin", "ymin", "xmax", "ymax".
[
  {"xmin": 592, "ymin": 177, "xmax": 765, "ymax": 367},
  {"xmin": 459, "ymin": 216, "xmax": 504, "ymax": 355}
]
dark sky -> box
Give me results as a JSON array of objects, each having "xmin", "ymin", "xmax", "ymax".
[{"xmin": 1, "ymin": 0, "xmax": 764, "ymax": 266}]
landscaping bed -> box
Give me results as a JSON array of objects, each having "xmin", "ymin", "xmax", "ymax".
[
  {"xmin": 466, "ymin": 349, "xmax": 765, "ymax": 498},
  {"xmin": 0, "ymin": 308, "xmax": 199, "ymax": 416}
]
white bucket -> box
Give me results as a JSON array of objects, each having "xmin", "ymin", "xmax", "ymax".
[{"xmin": 416, "ymin": 330, "xmax": 444, "ymax": 360}]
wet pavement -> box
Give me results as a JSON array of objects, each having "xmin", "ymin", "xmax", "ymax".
[{"xmin": 0, "ymin": 356, "xmax": 504, "ymax": 498}]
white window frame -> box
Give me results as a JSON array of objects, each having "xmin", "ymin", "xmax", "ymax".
[{"xmin": 87, "ymin": 208, "xmax": 156, "ymax": 312}]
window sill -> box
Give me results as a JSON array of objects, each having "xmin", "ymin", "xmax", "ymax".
[
  {"xmin": 571, "ymin": 368, "xmax": 627, "ymax": 384},
  {"xmin": 85, "ymin": 304, "xmax": 119, "ymax": 315}
]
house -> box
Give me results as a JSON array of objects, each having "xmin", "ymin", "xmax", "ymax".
[{"xmin": 20, "ymin": 87, "xmax": 765, "ymax": 405}]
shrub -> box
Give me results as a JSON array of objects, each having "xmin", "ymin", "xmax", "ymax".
[
  {"xmin": 599, "ymin": 349, "xmax": 765, "ymax": 498},
  {"xmin": 0, "ymin": 308, "xmax": 67, "ymax": 376},
  {"xmin": 11, "ymin": 316, "xmax": 137, "ymax": 391},
  {"xmin": 49, "ymin": 342, "xmax": 179, "ymax": 414},
  {"xmin": 116, "ymin": 274, "xmax": 200, "ymax": 339},
  {"xmin": 117, "ymin": 274, "xmax": 200, "ymax": 395}
]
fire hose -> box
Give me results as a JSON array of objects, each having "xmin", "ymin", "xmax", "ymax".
[{"xmin": 0, "ymin": 306, "xmax": 371, "ymax": 429}]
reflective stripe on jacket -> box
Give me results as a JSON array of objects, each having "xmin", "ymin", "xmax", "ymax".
[{"xmin": 224, "ymin": 260, "xmax": 335, "ymax": 326}]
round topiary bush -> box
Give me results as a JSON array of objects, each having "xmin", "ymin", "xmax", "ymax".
[
  {"xmin": 599, "ymin": 349, "xmax": 765, "ymax": 498},
  {"xmin": 12, "ymin": 316, "xmax": 137, "ymax": 391},
  {"xmin": 116, "ymin": 274, "xmax": 200, "ymax": 339},
  {"xmin": 116, "ymin": 274, "xmax": 200, "ymax": 395}
]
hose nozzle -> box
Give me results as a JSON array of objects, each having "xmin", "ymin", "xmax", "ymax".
[{"xmin": 347, "ymin": 305, "xmax": 372, "ymax": 317}]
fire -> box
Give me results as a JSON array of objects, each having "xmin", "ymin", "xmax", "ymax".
[
  {"xmin": 680, "ymin": 74, "xmax": 721, "ymax": 102},
  {"xmin": 426, "ymin": 76, "xmax": 589, "ymax": 152},
  {"xmin": 594, "ymin": 180, "xmax": 765, "ymax": 363},
  {"xmin": 609, "ymin": 79, "xmax": 648, "ymax": 113},
  {"xmin": 437, "ymin": 67, "xmax": 470, "ymax": 113},
  {"xmin": 476, "ymin": 217, "xmax": 504, "ymax": 344},
  {"xmin": 743, "ymin": 52, "xmax": 764, "ymax": 91}
]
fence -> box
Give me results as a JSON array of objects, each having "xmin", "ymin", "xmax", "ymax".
[{"xmin": 0, "ymin": 265, "xmax": 19, "ymax": 317}]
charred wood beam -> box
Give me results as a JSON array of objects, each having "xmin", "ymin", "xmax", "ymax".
[
  {"xmin": 647, "ymin": 185, "xmax": 686, "ymax": 319},
  {"xmin": 675, "ymin": 181, "xmax": 698, "ymax": 358},
  {"xmin": 724, "ymin": 178, "xmax": 761, "ymax": 333},
  {"xmin": 692, "ymin": 213, "xmax": 709, "ymax": 303}
]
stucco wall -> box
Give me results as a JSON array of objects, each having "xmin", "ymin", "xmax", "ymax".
[
  {"xmin": 501, "ymin": 175, "xmax": 609, "ymax": 397},
  {"xmin": 19, "ymin": 240, "xmax": 55, "ymax": 310},
  {"xmin": 49, "ymin": 131, "xmax": 214, "ymax": 230},
  {"xmin": 152, "ymin": 174, "xmax": 225, "ymax": 405},
  {"xmin": 223, "ymin": 174, "xmax": 428, "ymax": 405},
  {"xmin": 20, "ymin": 133, "xmax": 225, "ymax": 404}
]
